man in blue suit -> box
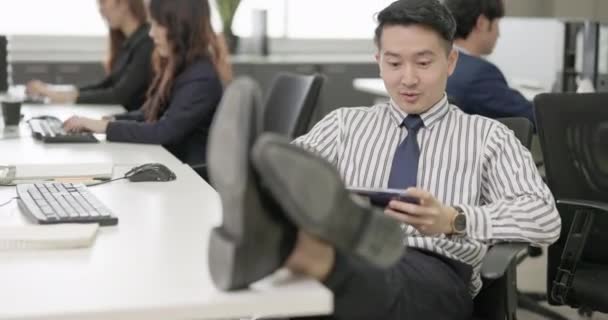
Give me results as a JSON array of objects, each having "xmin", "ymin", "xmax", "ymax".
[{"xmin": 444, "ymin": 0, "xmax": 535, "ymax": 125}]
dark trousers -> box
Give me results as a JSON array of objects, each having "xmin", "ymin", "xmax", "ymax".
[{"xmin": 300, "ymin": 248, "xmax": 473, "ymax": 320}]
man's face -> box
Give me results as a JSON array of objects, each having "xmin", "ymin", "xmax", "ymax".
[{"xmin": 376, "ymin": 25, "xmax": 458, "ymax": 114}]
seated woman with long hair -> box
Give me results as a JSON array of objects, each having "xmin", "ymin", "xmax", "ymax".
[
  {"xmin": 27, "ymin": 0, "xmax": 154, "ymax": 111},
  {"xmin": 63, "ymin": 0, "xmax": 232, "ymax": 166}
]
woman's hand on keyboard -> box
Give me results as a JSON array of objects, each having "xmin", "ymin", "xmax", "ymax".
[
  {"xmin": 26, "ymin": 80, "xmax": 49, "ymax": 96},
  {"xmin": 26, "ymin": 80, "xmax": 78, "ymax": 104},
  {"xmin": 63, "ymin": 116, "xmax": 109, "ymax": 134}
]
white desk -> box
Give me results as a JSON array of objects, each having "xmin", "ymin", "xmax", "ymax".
[
  {"xmin": 352, "ymin": 77, "xmax": 546, "ymax": 101},
  {"xmin": 0, "ymin": 104, "xmax": 183, "ymax": 167},
  {"xmin": 0, "ymin": 104, "xmax": 332, "ymax": 320}
]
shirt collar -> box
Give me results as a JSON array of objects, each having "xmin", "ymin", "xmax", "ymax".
[
  {"xmin": 454, "ymin": 44, "xmax": 471, "ymax": 55},
  {"xmin": 388, "ymin": 94, "xmax": 449, "ymax": 129}
]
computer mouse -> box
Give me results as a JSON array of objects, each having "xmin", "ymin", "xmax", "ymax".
[{"xmin": 124, "ymin": 163, "xmax": 177, "ymax": 182}]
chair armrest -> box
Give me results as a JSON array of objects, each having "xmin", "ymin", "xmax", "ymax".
[
  {"xmin": 550, "ymin": 198, "xmax": 605, "ymax": 303},
  {"xmin": 557, "ymin": 199, "xmax": 608, "ymax": 214},
  {"xmin": 481, "ymin": 242, "xmax": 529, "ymax": 280}
]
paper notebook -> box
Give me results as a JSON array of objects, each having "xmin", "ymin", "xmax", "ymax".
[
  {"xmin": 0, "ymin": 224, "xmax": 99, "ymax": 250},
  {"xmin": 0, "ymin": 163, "xmax": 113, "ymax": 184}
]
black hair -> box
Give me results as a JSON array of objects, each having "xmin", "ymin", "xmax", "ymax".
[
  {"xmin": 443, "ymin": 0, "xmax": 505, "ymax": 39},
  {"xmin": 374, "ymin": 0, "xmax": 456, "ymax": 53}
]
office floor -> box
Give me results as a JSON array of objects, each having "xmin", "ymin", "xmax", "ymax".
[{"xmin": 517, "ymin": 249, "xmax": 608, "ymax": 320}]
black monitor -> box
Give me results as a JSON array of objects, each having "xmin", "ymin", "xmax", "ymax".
[{"xmin": 0, "ymin": 35, "xmax": 7, "ymax": 93}]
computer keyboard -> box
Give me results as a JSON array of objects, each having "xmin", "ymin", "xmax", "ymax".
[
  {"xmin": 27, "ymin": 116, "xmax": 99, "ymax": 143},
  {"xmin": 17, "ymin": 182, "xmax": 118, "ymax": 226}
]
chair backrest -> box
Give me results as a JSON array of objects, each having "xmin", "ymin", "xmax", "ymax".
[
  {"xmin": 534, "ymin": 92, "xmax": 608, "ymax": 306},
  {"xmin": 495, "ymin": 117, "xmax": 534, "ymax": 149},
  {"xmin": 263, "ymin": 72, "xmax": 323, "ymax": 139}
]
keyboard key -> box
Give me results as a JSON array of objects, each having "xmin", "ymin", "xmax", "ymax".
[
  {"xmin": 40, "ymin": 206, "xmax": 55, "ymax": 216},
  {"xmin": 28, "ymin": 189, "xmax": 43, "ymax": 200}
]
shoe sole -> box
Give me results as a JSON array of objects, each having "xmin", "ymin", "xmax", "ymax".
[
  {"xmin": 207, "ymin": 78, "xmax": 295, "ymax": 290},
  {"xmin": 251, "ymin": 133, "xmax": 405, "ymax": 268}
]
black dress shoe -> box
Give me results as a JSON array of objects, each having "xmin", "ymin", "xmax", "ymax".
[
  {"xmin": 207, "ymin": 78, "xmax": 296, "ymax": 290},
  {"xmin": 251, "ymin": 133, "xmax": 405, "ymax": 268}
]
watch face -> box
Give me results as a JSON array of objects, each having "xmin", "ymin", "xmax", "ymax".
[{"xmin": 454, "ymin": 213, "xmax": 467, "ymax": 233}]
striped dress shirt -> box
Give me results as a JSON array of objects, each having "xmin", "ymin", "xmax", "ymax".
[{"xmin": 293, "ymin": 95, "xmax": 561, "ymax": 295}]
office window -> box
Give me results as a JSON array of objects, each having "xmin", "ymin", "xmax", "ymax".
[
  {"xmin": 0, "ymin": 0, "xmax": 389, "ymax": 39},
  {"xmin": 0, "ymin": 0, "xmax": 223, "ymax": 36},
  {"xmin": 230, "ymin": 0, "xmax": 392, "ymax": 39},
  {"xmin": 0, "ymin": 0, "xmax": 106, "ymax": 35},
  {"xmin": 285, "ymin": 0, "xmax": 393, "ymax": 38},
  {"xmin": 231, "ymin": 0, "xmax": 286, "ymax": 37}
]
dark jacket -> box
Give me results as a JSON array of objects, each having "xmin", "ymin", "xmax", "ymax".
[
  {"xmin": 446, "ymin": 51, "xmax": 535, "ymax": 126},
  {"xmin": 77, "ymin": 24, "xmax": 153, "ymax": 111},
  {"xmin": 106, "ymin": 59, "xmax": 223, "ymax": 165}
]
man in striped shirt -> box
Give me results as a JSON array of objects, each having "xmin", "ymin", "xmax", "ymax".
[{"xmin": 282, "ymin": 0, "xmax": 561, "ymax": 319}]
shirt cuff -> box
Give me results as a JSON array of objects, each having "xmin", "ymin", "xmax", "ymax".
[
  {"xmin": 105, "ymin": 121, "xmax": 119, "ymax": 142},
  {"xmin": 455, "ymin": 204, "xmax": 493, "ymax": 241}
]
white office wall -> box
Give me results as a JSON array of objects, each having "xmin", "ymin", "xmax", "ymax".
[{"xmin": 487, "ymin": 18, "xmax": 564, "ymax": 89}]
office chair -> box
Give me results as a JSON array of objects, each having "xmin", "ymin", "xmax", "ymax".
[
  {"xmin": 495, "ymin": 117, "xmax": 533, "ymax": 147},
  {"xmin": 535, "ymin": 92, "xmax": 608, "ymax": 318},
  {"xmin": 263, "ymin": 72, "xmax": 324, "ymax": 139},
  {"xmin": 190, "ymin": 77, "xmax": 262, "ymax": 180},
  {"xmin": 191, "ymin": 72, "xmax": 324, "ymax": 180}
]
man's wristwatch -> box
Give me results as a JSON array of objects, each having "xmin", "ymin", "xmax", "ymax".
[{"xmin": 451, "ymin": 206, "xmax": 467, "ymax": 236}]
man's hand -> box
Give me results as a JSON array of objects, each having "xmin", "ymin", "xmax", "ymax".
[{"xmin": 384, "ymin": 187, "xmax": 457, "ymax": 236}]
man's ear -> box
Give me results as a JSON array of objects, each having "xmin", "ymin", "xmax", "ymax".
[
  {"xmin": 447, "ymin": 48, "xmax": 458, "ymax": 76},
  {"xmin": 475, "ymin": 14, "xmax": 490, "ymax": 32},
  {"xmin": 375, "ymin": 52, "xmax": 382, "ymax": 75}
]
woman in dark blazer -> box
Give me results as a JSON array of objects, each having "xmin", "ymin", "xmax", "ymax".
[
  {"xmin": 26, "ymin": 0, "xmax": 153, "ymax": 111},
  {"xmin": 63, "ymin": 0, "xmax": 232, "ymax": 166}
]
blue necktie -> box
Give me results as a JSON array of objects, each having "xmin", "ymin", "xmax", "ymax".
[{"xmin": 387, "ymin": 115, "xmax": 424, "ymax": 189}]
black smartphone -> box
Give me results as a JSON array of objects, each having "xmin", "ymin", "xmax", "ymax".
[{"xmin": 347, "ymin": 187, "xmax": 420, "ymax": 207}]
